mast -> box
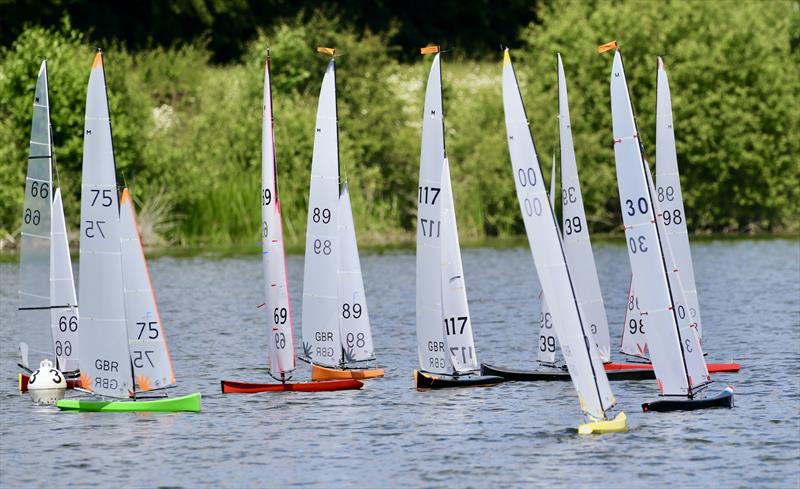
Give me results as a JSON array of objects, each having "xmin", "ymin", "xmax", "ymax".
[{"xmin": 503, "ymin": 49, "xmax": 615, "ymax": 420}]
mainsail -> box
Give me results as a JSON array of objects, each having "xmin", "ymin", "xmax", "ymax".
[
  {"xmin": 655, "ymin": 57, "xmax": 703, "ymax": 338},
  {"xmin": 337, "ymin": 184, "xmax": 374, "ymax": 362},
  {"xmin": 302, "ymin": 59, "xmax": 342, "ymax": 367},
  {"xmin": 18, "ymin": 60, "xmax": 53, "ymax": 363},
  {"xmin": 120, "ymin": 189, "xmax": 175, "ymax": 391},
  {"xmin": 416, "ymin": 53, "xmax": 451, "ymax": 375},
  {"xmin": 78, "ymin": 52, "xmax": 134, "ymax": 398},
  {"xmin": 557, "ymin": 54, "xmax": 611, "ymax": 362},
  {"xmin": 610, "ymin": 49, "xmax": 709, "ymax": 397},
  {"xmin": 261, "ymin": 51, "xmax": 296, "ymax": 377},
  {"xmin": 50, "ymin": 189, "xmax": 80, "ymax": 372},
  {"xmin": 504, "ymin": 49, "xmax": 616, "ymax": 420}
]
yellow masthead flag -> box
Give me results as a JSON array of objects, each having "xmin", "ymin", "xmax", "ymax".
[
  {"xmin": 597, "ymin": 40, "xmax": 618, "ymax": 53},
  {"xmin": 316, "ymin": 46, "xmax": 336, "ymax": 57},
  {"xmin": 420, "ymin": 45, "xmax": 440, "ymax": 55}
]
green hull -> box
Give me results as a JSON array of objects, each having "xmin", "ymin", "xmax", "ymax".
[{"xmin": 56, "ymin": 393, "xmax": 201, "ymax": 412}]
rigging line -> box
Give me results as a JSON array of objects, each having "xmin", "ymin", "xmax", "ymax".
[
  {"xmin": 619, "ymin": 50, "xmax": 694, "ymax": 397},
  {"xmin": 19, "ymin": 304, "xmax": 76, "ymax": 310}
]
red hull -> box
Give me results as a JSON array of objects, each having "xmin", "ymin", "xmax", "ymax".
[
  {"xmin": 220, "ymin": 379, "xmax": 363, "ymax": 394},
  {"xmin": 604, "ymin": 362, "xmax": 740, "ymax": 373},
  {"xmin": 19, "ymin": 373, "xmax": 81, "ymax": 393}
]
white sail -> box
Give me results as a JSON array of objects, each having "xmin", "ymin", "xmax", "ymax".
[
  {"xmin": 557, "ymin": 54, "xmax": 612, "ymax": 362},
  {"xmin": 610, "ymin": 50, "xmax": 708, "ymax": 397},
  {"xmin": 439, "ymin": 161, "xmax": 478, "ymax": 373},
  {"xmin": 416, "ymin": 53, "xmax": 451, "ymax": 374},
  {"xmin": 504, "ymin": 50, "xmax": 615, "ymax": 420},
  {"xmin": 78, "ymin": 52, "xmax": 133, "ymax": 398},
  {"xmin": 537, "ymin": 158, "xmax": 558, "ymax": 365},
  {"xmin": 301, "ymin": 59, "xmax": 342, "ymax": 366},
  {"xmin": 50, "ymin": 189, "xmax": 80, "ymax": 372},
  {"xmin": 119, "ymin": 189, "xmax": 174, "ymax": 391},
  {"xmin": 656, "ymin": 57, "xmax": 703, "ymax": 338},
  {"xmin": 18, "ymin": 60, "xmax": 53, "ymax": 363},
  {"xmin": 261, "ymin": 52, "xmax": 296, "ymax": 377},
  {"xmin": 337, "ymin": 184, "xmax": 375, "ymax": 363}
]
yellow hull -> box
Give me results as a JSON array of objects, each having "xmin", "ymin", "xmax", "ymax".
[
  {"xmin": 311, "ymin": 363, "xmax": 384, "ymax": 381},
  {"xmin": 578, "ymin": 411, "xmax": 628, "ymax": 435}
]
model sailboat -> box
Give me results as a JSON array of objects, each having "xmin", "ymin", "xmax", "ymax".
[
  {"xmin": 299, "ymin": 48, "xmax": 383, "ymax": 382},
  {"xmin": 496, "ymin": 49, "xmax": 625, "ymax": 432},
  {"xmin": 608, "ymin": 47, "xmax": 732, "ymax": 412},
  {"xmin": 413, "ymin": 46, "xmax": 502, "ymax": 389},
  {"xmin": 483, "ymin": 54, "xmax": 641, "ymax": 382},
  {"xmin": 220, "ymin": 49, "xmax": 364, "ymax": 394},
  {"xmin": 610, "ymin": 56, "xmax": 740, "ymax": 375},
  {"xmin": 56, "ymin": 51, "xmax": 199, "ymax": 412},
  {"xmin": 18, "ymin": 60, "xmax": 82, "ymax": 393}
]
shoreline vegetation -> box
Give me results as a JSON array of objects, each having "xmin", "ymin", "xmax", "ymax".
[{"xmin": 1, "ymin": 2, "xmax": 797, "ymax": 250}]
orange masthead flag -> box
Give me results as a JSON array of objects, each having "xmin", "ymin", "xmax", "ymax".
[
  {"xmin": 316, "ymin": 46, "xmax": 336, "ymax": 56},
  {"xmin": 420, "ymin": 45, "xmax": 440, "ymax": 55},
  {"xmin": 597, "ymin": 40, "xmax": 618, "ymax": 53}
]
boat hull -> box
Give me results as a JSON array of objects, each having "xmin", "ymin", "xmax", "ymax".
[
  {"xmin": 605, "ymin": 362, "xmax": 741, "ymax": 374},
  {"xmin": 56, "ymin": 393, "xmax": 201, "ymax": 412},
  {"xmin": 220, "ymin": 379, "xmax": 363, "ymax": 394},
  {"xmin": 578, "ymin": 411, "xmax": 628, "ymax": 435},
  {"xmin": 642, "ymin": 386, "xmax": 734, "ymax": 412},
  {"xmin": 480, "ymin": 363, "xmax": 654, "ymax": 381},
  {"xmin": 414, "ymin": 370, "xmax": 503, "ymax": 389},
  {"xmin": 19, "ymin": 372, "xmax": 82, "ymax": 393},
  {"xmin": 310, "ymin": 364, "xmax": 385, "ymax": 381}
]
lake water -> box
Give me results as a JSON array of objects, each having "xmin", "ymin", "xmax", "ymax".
[{"xmin": 1, "ymin": 239, "xmax": 798, "ymax": 488}]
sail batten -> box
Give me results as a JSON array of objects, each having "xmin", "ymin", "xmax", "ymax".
[{"xmin": 503, "ymin": 50, "xmax": 615, "ymax": 420}]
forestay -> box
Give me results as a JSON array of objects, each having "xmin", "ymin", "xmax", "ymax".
[
  {"xmin": 337, "ymin": 184, "xmax": 375, "ymax": 362},
  {"xmin": 120, "ymin": 190, "xmax": 175, "ymax": 391},
  {"xmin": 78, "ymin": 52, "xmax": 133, "ymax": 398},
  {"xmin": 610, "ymin": 50, "xmax": 708, "ymax": 397},
  {"xmin": 416, "ymin": 54, "xmax": 451, "ymax": 375},
  {"xmin": 655, "ymin": 57, "xmax": 703, "ymax": 338},
  {"xmin": 620, "ymin": 278, "xmax": 648, "ymax": 359},
  {"xmin": 557, "ymin": 54, "xmax": 611, "ymax": 362},
  {"xmin": 439, "ymin": 161, "xmax": 478, "ymax": 373},
  {"xmin": 504, "ymin": 50, "xmax": 615, "ymax": 420},
  {"xmin": 302, "ymin": 59, "xmax": 342, "ymax": 367},
  {"xmin": 18, "ymin": 60, "xmax": 53, "ymax": 364},
  {"xmin": 261, "ymin": 51, "xmax": 296, "ymax": 377},
  {"xmin": 537, "ymin": 158, "xmax": 558, "ymax": 365},
  {"xmin": 50, "ymin": 190, "xmax": 80, "ymax": 372}
]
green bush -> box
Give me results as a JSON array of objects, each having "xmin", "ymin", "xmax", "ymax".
[{"xmin": 1, "ymin": 3, "xmax": 797, "ymax": 250}]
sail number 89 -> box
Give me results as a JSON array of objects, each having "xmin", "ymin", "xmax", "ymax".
[
  {"xmin": 342, "ymin": 303, "xmax": 362, "ymax": 319},
  {"xmin": 313, "ymin": 239, "xmax": 332, "ymax": 255}
]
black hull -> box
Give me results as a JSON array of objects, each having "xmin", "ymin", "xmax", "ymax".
[
  {"xmin": 414, "ymin": 370, "xmax": 503, "ymax": 389},
  {"xmin": 480, "ymin": 363, "xmax": 655, "ymax": 381},
  {"xmin": 642, "ymin": 386, "xmax": 734, "ymax": 412}
]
